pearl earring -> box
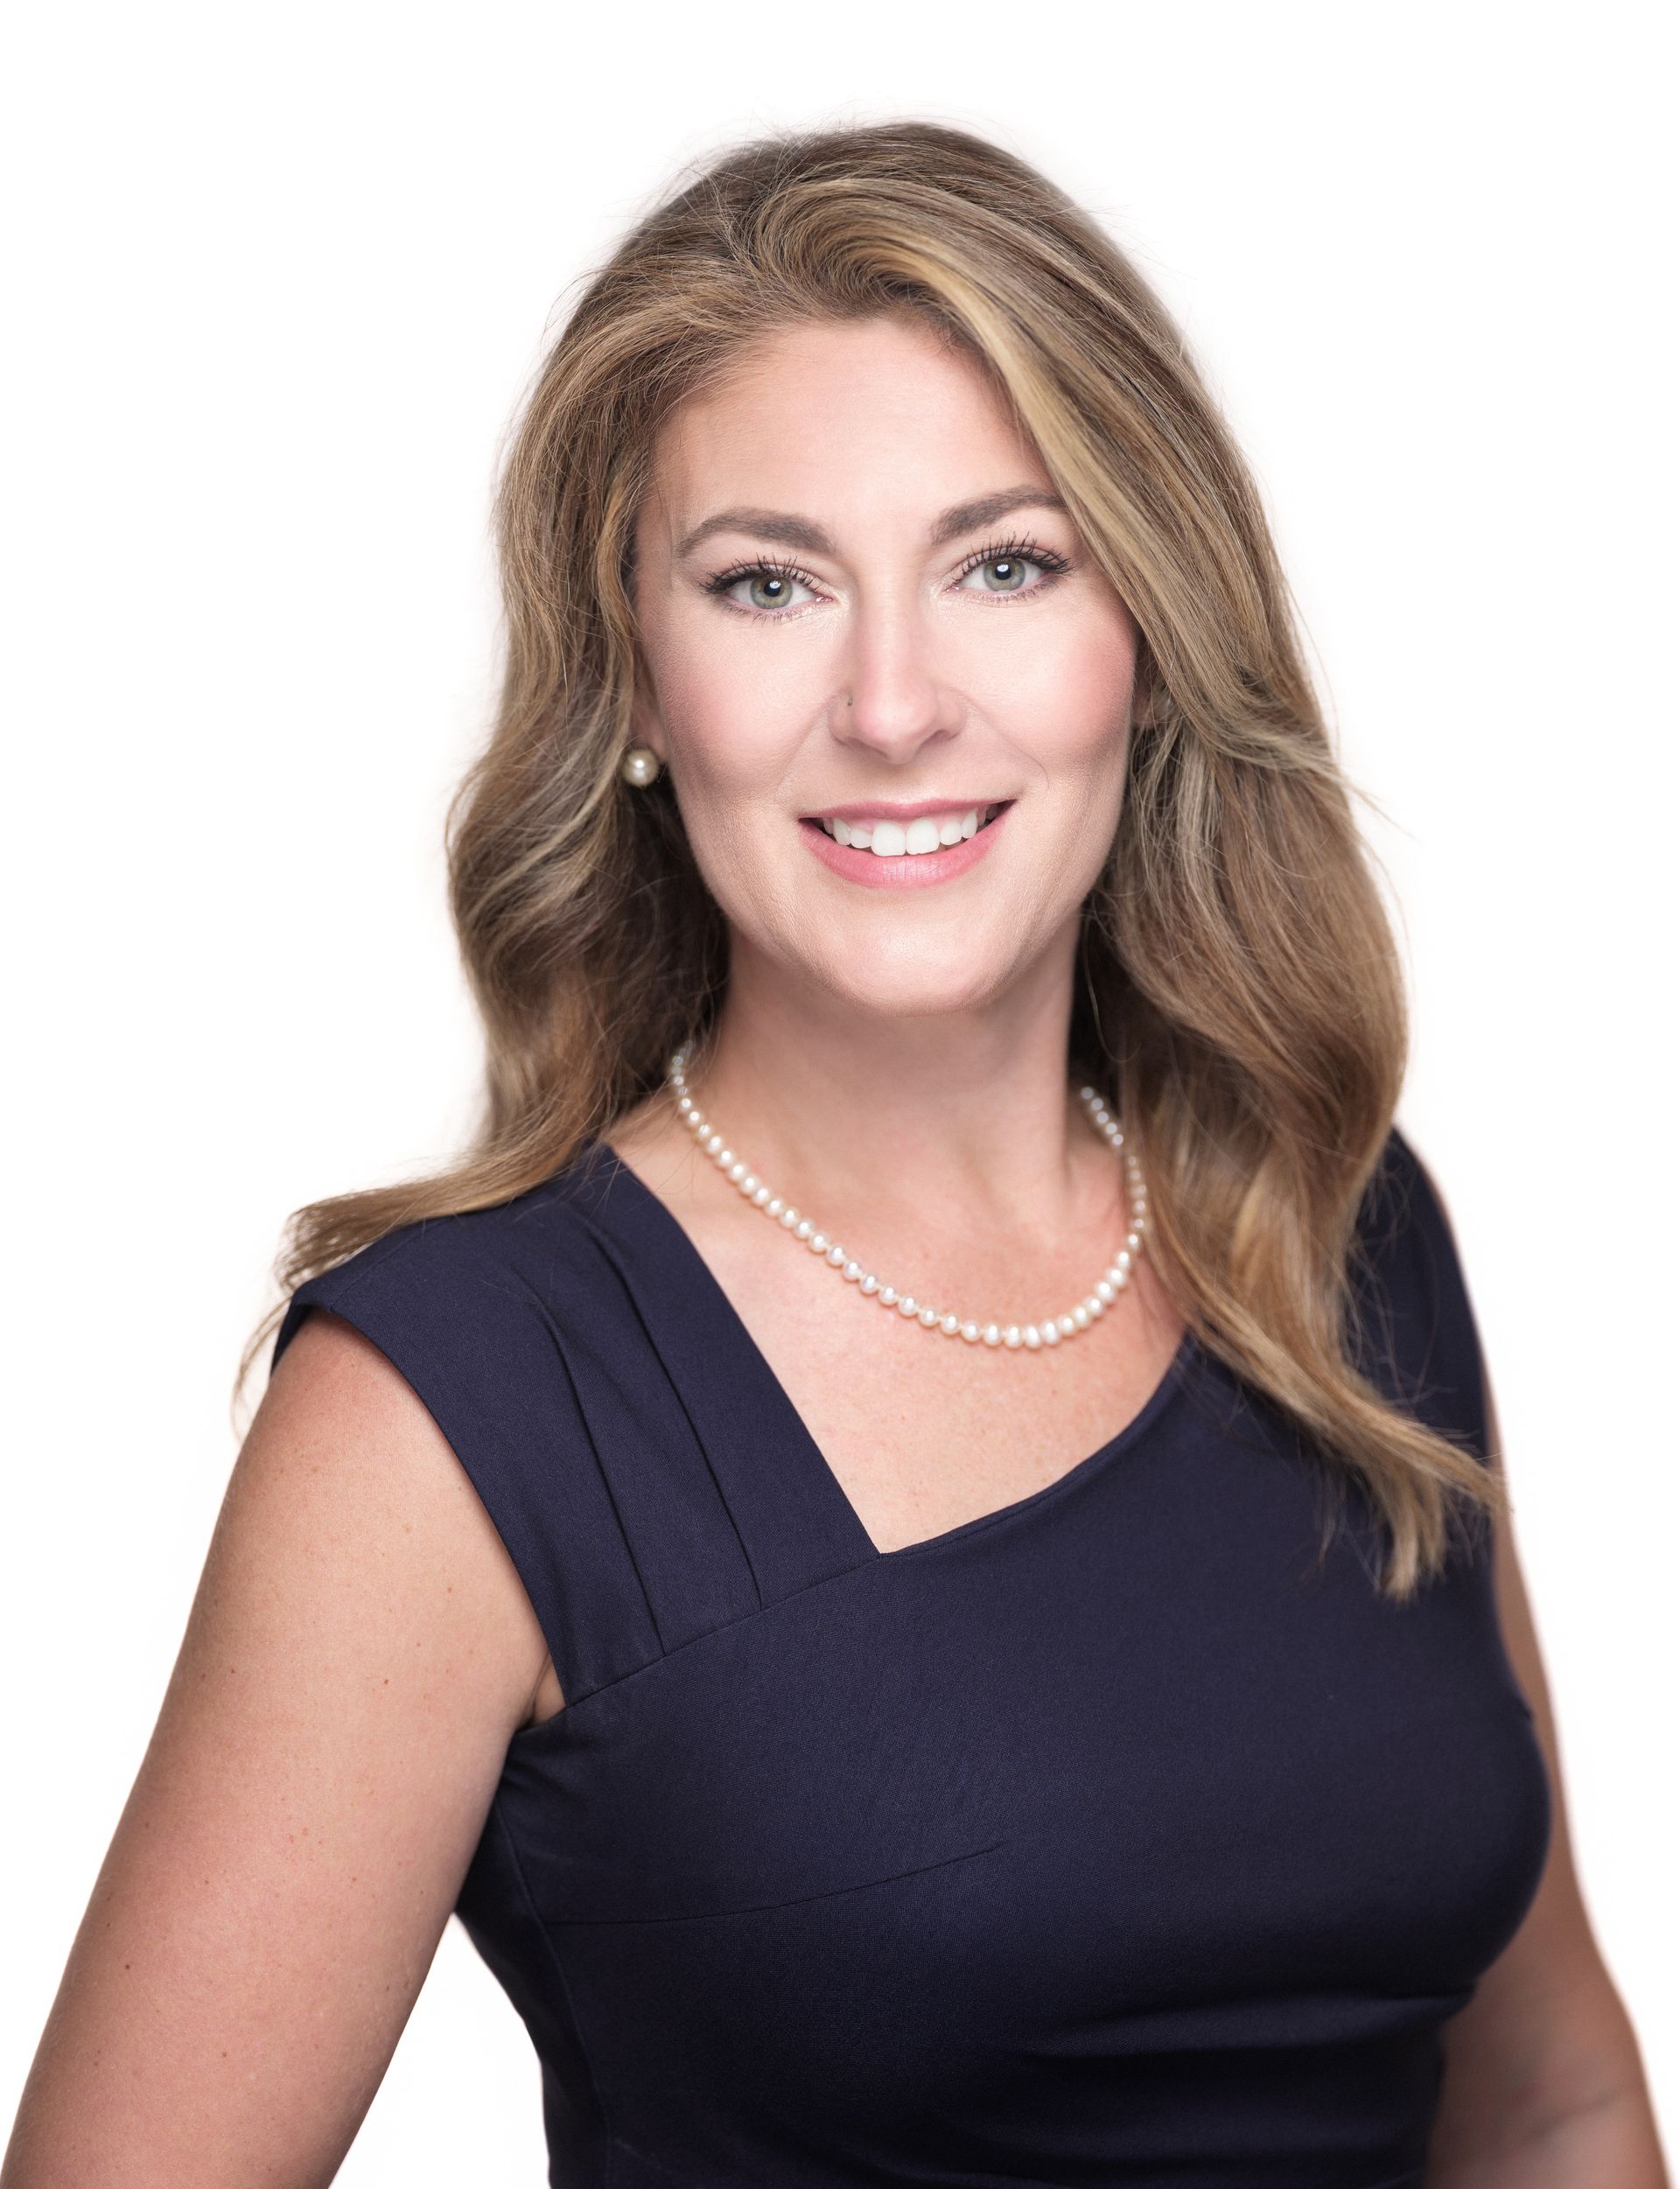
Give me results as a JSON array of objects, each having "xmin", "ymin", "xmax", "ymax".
[{"xmin": 620, "ymin": 744, "xmax": 662, "ymax": 787}]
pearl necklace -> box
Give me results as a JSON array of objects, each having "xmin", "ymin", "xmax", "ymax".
[{"xmin": 665, "ymin": 1045, "xmax": 1150, "ymax": 1352}]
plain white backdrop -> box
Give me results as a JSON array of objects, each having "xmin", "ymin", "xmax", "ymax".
[{"xmin": 4, "ymin": 3, "xmax": 1674, "ymax": 2178}]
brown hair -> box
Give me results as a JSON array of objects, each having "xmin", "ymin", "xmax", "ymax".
[{"xmin": 243, "ymin": 118, "xmax": 1505, "ymax": 1600}]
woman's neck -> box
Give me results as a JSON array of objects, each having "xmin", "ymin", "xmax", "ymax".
[{"xmin": 681, "ymin": 962, "xmax": 1116, "ymax": 1244}]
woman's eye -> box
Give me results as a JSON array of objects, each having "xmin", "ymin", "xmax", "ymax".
[
  {"xmin": 709, "ymin": 543, "xmax": 1068, "ymax": 615},
  {"xmin": 956, "ymin": 551, "xmax": 1059, "ymax": 598},
  {"xmin": 717, "ymin": 567, "xmax": 818, "ymax": 615}
]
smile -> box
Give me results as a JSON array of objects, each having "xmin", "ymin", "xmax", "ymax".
[{"xmin": 797, "ymin": 801, "xmax": 1014, "ymax": 891}]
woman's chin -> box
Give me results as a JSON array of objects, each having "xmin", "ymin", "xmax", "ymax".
[{"xmin": 794, "ymin": 944, "xmax": 1026, "ymax": 1024}]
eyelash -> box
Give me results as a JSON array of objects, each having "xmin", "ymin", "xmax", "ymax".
[{"xmin": 701, "ymin": 533, "xmax": 1074, "ymax": 619}]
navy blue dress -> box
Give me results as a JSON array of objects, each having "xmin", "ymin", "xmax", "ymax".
[{"xmin": 271, "ymin": 1123, "xmax": 1551, "ymax": 2187}]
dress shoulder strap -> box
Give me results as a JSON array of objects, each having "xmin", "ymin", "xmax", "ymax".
[
  {"xmin": 1348, "ymin": 1122, "xmax": 1494, "ymax": 1467},
  {"xmin": 269, "ymin": 1150, "xmax": 769, "ymax": 1705}
]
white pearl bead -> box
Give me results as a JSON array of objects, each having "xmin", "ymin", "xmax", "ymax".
[{"xmin": 661, "ymin": 1051, "xmax": 1151, "ymax": 1359}]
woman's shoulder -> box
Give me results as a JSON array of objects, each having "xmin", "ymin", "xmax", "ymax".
[
  {"xmin": 270, "ymin": 1138, "xmax": 619, "ymax": 1377},
  {"xmin": 1351, "ymin": 1120, "xmax": 1468, "ymax": 1314},
  {"xmin": 1348, "ymin": 1119, "xmax": 1492, "ymax": 1458}
]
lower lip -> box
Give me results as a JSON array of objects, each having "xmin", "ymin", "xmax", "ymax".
[{"xmin": 798, "ymin": 804, "xmax": 1013, "ymax": 890}]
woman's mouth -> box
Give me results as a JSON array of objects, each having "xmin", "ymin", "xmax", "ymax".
[{"xmin": 797, "ymin": 800, "xmax": 1015, "ymax": 890}]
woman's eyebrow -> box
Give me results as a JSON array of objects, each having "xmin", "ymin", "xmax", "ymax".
[{"xmin": 673, "ymin": 486, "xmax": 1068, "ymax": 564}]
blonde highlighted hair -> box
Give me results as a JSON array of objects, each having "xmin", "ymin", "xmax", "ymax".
[{"xmin": 245, "ymin": 118, "xmax": 1504, "ymax": 1600}]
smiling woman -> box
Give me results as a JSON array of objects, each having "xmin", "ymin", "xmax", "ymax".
[{"xmin": 4, "ymin": 119, "xmax": 1664, "ymax": 2189}]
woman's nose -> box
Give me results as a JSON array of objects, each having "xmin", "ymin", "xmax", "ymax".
[{"xmin": 832, "ymin": 600, "xmax": 962, "ymax": 761}]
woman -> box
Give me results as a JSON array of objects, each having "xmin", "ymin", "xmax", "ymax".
[{"xmin": 4, "ymin": 122, "xmax": 1664, "ymax": 2188}]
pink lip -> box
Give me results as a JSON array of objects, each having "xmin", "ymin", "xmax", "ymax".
[
  {"xmin": 798, "ymin": 802, "xmax": 1012, "ymax": 890},
  {"xmin": 804, "ymin": 796, "xmax": 1012, "ymax": 823}
]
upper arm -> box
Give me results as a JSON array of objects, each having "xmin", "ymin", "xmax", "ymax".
[
  {"xmin": 1408, "ymin": 1162, "xmax": 1648, "ymax": 2160},
  {"xmin": 3, "ymin": 1308, "xmax": 554, "ymax": 2189}
]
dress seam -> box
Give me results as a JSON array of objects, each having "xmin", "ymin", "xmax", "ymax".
[
  {"xmin": 563, "ymin": 1200, "xmax": 768, "ymax": 1610},
  {"xmin": 487, "ymin": 1786, "xmax": 619, "ymax": 2186},
  {"xmin": 511, "ymin": 1541, "xmax": 880, "ymax": 1731}
]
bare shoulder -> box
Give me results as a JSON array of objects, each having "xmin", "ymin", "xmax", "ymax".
[{"xmin": 2, "ymin": 1307, "xmax": 551, "ymax": 2188}]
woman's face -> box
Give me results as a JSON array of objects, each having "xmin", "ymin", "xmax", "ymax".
[{"xmin": 629, "ymin": 313, "xmax": 1142, "ymax": 1020}]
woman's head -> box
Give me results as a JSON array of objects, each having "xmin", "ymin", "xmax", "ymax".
[
  {"xmin": 466, "ymin": 116, "xmax": 1340, "ymax": 1122},
  {"xmin": 268, "ymin": 120, "xmax": 1503, "ymax": 1598}
]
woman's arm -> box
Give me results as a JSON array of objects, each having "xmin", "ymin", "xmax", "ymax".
[
  {"xmin": 2, "ymin": 1311, "xmax": 556, "ymax": 2189},
  {"xmin": 1418, "ymin": 1172, "xmax": 1669, "ymax": 2185}
]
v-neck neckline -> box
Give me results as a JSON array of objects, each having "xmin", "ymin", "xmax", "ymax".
[{"xmin": 571, "ymin": 1134, "xmax": 1200, "ymax": 1567}]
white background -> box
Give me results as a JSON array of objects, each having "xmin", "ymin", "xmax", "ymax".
[{"xmin": 4, "ymin": 3, "xmax": 1674, "ymax": 2178}]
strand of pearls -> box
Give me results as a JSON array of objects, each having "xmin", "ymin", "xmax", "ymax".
[{"xmin": 665, "ymin": 1045, "xmax": 1149, "ymax": 1352}]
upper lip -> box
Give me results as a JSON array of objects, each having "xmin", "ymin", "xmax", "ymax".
[{"xmin": 801, "ymin": 796, "xmax": 1014, "ymax": 822}]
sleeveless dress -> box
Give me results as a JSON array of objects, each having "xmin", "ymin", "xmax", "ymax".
[{"xmin": 271, "ymin": 1123, "xmax": 1551, "ymax": 2189}]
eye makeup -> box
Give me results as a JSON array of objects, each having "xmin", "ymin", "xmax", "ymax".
[{"xmin": 700, "ymin": 533, "xmax": 1075, "ymax": 619}]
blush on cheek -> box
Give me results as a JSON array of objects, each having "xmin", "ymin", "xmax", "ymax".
[
  {"xmin": 1028, "ymin": 633, "xmax": 1138, "ymax": 757},
  {"xmin": 971, "ymin": 595, "xmax": 1138, "ymax": 764}
]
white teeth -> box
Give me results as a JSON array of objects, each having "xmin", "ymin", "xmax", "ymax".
[{"xmin": 821, "ymin": 803, "xmax": 1002, "ymax": 856}]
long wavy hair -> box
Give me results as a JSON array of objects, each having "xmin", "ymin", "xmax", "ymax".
[{"xmin": 242, "ymin": 118, "xmax": 1506, "ymax": 1601}]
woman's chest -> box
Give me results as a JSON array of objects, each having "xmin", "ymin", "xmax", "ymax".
[
  {"xmin": 500, "ymin": 1403, "xmax": 1550, "ymax": 2004},
  {"xmin": 696, "ymin": 1206, "xmax": 1192, "ymax": 1556}
]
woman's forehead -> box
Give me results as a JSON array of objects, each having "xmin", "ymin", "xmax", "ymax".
[{"xmin": 639, "ymin": 326, "xmax": 1045, "ymax": 556}]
